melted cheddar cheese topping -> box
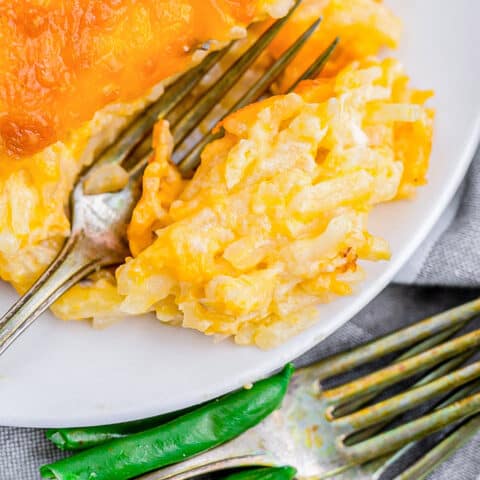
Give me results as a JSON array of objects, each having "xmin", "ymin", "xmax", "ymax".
[
  {"xmin": 0, "ymin": 0, "xmax": 291, "ymax": 291},
  {"xmin": 0, "ymin": 0, "xmax": 292, "ymax": 159}
]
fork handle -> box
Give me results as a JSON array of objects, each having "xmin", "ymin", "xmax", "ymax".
[
  {"xmin": 135, "ymin": 433, "xmax": 275, "ymax": 480},
  {"xmin": 136, "ymin": 453, "xmax": 272, "ymax": 480},
  {"xmin": 0, "ymin": 233, "xmax": 102, "ymax": 356}
]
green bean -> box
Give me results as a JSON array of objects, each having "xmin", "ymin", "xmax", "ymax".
[
  {"xmin": 40, "ymin": 364, "xmax": 294, "ymax": 480},
  {"xmin": 222, "ymin": 466, "xmax": 297, "ymax": 480},
  {"xmin": 46, "ymin": 409, "xmax": 192, "ymax": 451}
]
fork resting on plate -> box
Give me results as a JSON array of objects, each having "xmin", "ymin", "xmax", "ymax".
[
  {"xmin": 4, "ymin": 4, "xmax": 477, "ymax": 477},
  {"xmin": 134, "ymin": 297, "xmax": 480, "ymax": 480},
  {"xmin": 0, "ymin": 1, "xmax": 337, "ymax": 356}
]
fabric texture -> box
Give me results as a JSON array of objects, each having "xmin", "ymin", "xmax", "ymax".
[
  {"xmin": 2, "ymin": 288, "xmax": 479, "ymax": 479},
  {"xmin": 395, "ymin": 148, "xmax": 480, "ymax": 286},
  {"xmin": 1, "ymin": 155, "xmax": 479, "ymax": 479}
]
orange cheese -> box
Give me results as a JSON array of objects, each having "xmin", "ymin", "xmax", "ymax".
[{"xmin": 0, "ymin": 0, "xmax": 278, "ymax": 160}]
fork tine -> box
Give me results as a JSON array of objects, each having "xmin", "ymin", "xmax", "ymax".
[
  {"xmin": 322, "ymin": 329, "xmax": 480, "ymax": 405},
  {"xmin": 393, "ymin": 413, "xmax": 480, "ymax": 480},
  {"xmin": 125, "ymin": 6, "xmax": 337, "ymax": 177},
  {"xmin": 316, "ymin": 378, "xmax": 480, "ymax": 480},
  {"xmin": 310, "ymin": 297, "xmax": 480, "ymax": 381},
  {"xmin": 337, "ymin": 390, "xmax": 480, "ymax": 463},
  {"xmin": 371, "ymin": 378, "xmax": 480, "ymax": 479},
  {"xmin": 170, "ymin": 1, "xmax": 301, "ymax": 148},
  {"xmin": 121, "ymin": 134, "xmax": 154, "ymax": 173},
  {"xmin": 329, "ymin": 323, "xmax": 467, "ymax": 419},
  {"xmin": 288, "ymin": 36, "xmax": 339, "ymax": 91},
  {"xmin": 90, "ymin": 47, "xmax": 230, "ymax": 171},
  {"xmin": 338, "ymin": 351, "xmax": 474, "ymax": 444},
  {"xmin": 176, "ymin": 18, "xmax": 323, "ymax": 175},
  {"xmin": 106, "ymin": 1, "xmax": 309, "ymax": 177},
  {"xmin": 331, "ymin": 360, "xmax": 480, "ymax": 431}
]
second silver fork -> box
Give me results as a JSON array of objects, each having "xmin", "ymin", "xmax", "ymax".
[{"xmin": 134, "ymin": 297, "xmax": 480, "ymax": 480}]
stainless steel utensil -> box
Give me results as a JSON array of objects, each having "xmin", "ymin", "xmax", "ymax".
[
  {"xmin": 3, "ymin": 3, "xmax": 478, "ymax": 478},
  {"xmin": 0, "ymin": 1, "xmax": 337, "ymax": 356},
  {"xmin": 136, "ymin": 298, "xmax": 480, "ymax": 480}
]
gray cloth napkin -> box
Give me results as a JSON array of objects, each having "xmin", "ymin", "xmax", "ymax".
[
  {"xmin": 395, "ymin": 148, "xmax": 480, "ymax": 287},
  {"xmin": 1, "ymin": 152, "xmax": 479, "ymax": 479}
]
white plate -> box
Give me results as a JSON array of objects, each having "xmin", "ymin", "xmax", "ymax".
[{"xmin": 0, "ymin": 0, "xmax": 479, "ymax": 428}]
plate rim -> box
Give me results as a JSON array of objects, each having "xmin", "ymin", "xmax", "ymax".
[
  {"xmin": 6, "ymin": 117, "xmax": 478, "ymax": 429},
  {"xmin": 1, "ymin": 1, "xmax": 480, "ymax": 428}
]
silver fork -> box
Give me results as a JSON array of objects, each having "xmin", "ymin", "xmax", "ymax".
[
  {"xmin": 0, "ymin": 2, "xmax": 338, "ymax": 356},
  {"xmin": 134, "ymin": 298, "xmax": 480, "ymax": 480}
]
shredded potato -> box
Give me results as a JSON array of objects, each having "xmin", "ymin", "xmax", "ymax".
[
  {"xmin": 83, "ymin": 163, "xmax": 130, "ymax": 195},
  {"xmin": 114, "ymin": 58, "xmax": 433, "ymax": 348},
  {"xmin": 0, "ymin": 0, "xmax": 434, "ymax": 349},
  {"xmin": 0, "ymin": 94, "xmax": 164, "ymax": 293},
  {"xmin": 267, "ymin": 0, "xmax": 402, "ymax": 90},
  {"xmin": 53, "ymin": 271, "xmax": 125, "ymax": 328},
  {"xmin": 0, "ymin": 0, "xmax": 286, "ymax": 293}
]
